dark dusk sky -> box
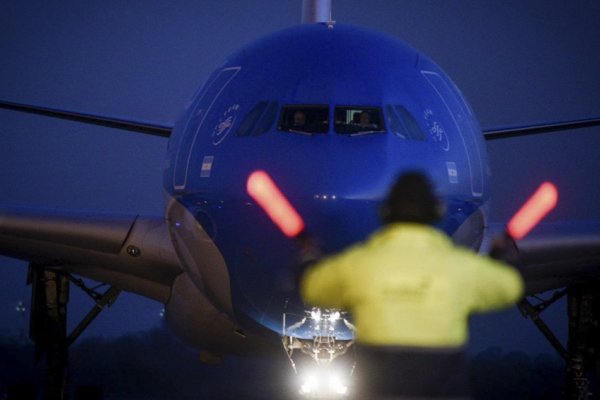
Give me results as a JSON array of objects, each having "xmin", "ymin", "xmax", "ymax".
[{"xmin": 0, "ymin": 1, "xmax": 599, "ymax": 357}]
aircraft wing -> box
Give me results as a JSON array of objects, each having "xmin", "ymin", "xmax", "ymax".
[
  {"xmin": 484, "ymin": 119, "xmax": 600, "ymax": 296},
  {"xmin": 512, "ymin": 223, "xmax": 600, "ymax": 295},
  {"xmin": 0, "ymin": 100, "xmax": 173, "ymax": 137},
  {"xmin": 483, "ymin": 117, "xmax": 600, "ymax": 141},
  {"xmin": 0, "ymin": 206, "xmax": 182, "ymax": 303}
]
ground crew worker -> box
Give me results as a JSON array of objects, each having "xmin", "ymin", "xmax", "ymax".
[{"xmin": 299, "ymin": 171, "xmax": 524, "ymax": 399}]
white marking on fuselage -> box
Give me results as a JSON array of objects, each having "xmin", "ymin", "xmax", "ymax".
[
  {"xmin": 212, "ymin": 103, "xmax": 240, "ymax": 145},
  {"xmin": 173, "ymin": 67, "xmax": 241, "ymax": 190},
  {"xmin": 423, "ymin": 108, "xmax": 450, "ymax": 151},
  {"xmin": 201, "ymin": 155, "xmax": 215, "ymax": 178},
  {"xmin": 422, "ymin": 71, "xmax": 483, "ymax": 197},
  {"xmin": 446, "ymin": 161, "xmax": 458, "ymax": 184}
]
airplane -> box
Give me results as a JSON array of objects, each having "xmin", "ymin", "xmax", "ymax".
[{"xmin": 1, "ymin": 0, "xmax": 600, "ymax": 398}]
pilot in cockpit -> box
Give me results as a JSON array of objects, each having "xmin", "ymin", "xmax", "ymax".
[
  {"xmin": 292, "ymin": 110, "xmax": 307, "ymax": 129},
  {"xmin": 357, "ymin": 111, "xmax": 378, "ymax": 130}
]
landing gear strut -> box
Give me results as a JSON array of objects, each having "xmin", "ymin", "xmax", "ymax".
[
  {"xmin": 30, "ymin": 267, "xmax": 69, "ymax": 400},
  {"xmin": 28, "ymin": 264, "xmax": 121, "ymax": 400},
  {"xmin": 564, "ymin": 284, "xmax": 600, "ymax": 400},
  {"xmin": 520, "ymin": 283, "xmax": 600, "ymax": 400}
]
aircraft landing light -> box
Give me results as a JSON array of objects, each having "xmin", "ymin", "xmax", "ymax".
[
  {"xmin": 247, "ymin": 170, "xmax": 305, "ymax": 238},
  {"xmin": 508, "ymin": 182, "xmax": 558, "ymax": 240}
]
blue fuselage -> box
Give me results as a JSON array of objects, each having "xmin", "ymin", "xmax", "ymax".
[{"xmin": 163, "ymin": 23, "xmax": 489, "ymax": 336}]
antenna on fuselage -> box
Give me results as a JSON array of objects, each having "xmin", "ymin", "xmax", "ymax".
[{"xmin": 302, "ymin": 0, "xmax": 335, "ymax": 27}]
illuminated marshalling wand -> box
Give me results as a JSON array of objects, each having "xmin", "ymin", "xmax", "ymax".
[
  {"xmin": 246, "ymin": 170, "xmax": 305, "ymax": 238},
  {"xmin": 247, "ymin": 170, "xmax": 558, "ymax": 241},
  {"xmin": 507, "ymin": 182, "xmax": 558, "ymax": 240}
]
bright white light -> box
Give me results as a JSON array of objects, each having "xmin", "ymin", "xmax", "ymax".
[
  {"xmin": 298, "ymin": 367, "xmax": 349, "ymax": 397},
  {"xmin": 299, "ymin": 384, "xmax": 311, "ymax": 395},
  {"xmin": 310, "ymin": 309, "xmax": 321, "ymax": 322},
  {"xmin": 15, "ymin": 301, "xmax": 26, "ymax": 313},
  {"xmin": 299, "ymin": 374, "xmax": 318, "ymax": 395},
  {"xmin": 329, "ymin": 311, "xmax": 341, "ymax": 322},
  {"xmin": 328, "ymin": 375, "xmax": 348, "ymax": 395}
]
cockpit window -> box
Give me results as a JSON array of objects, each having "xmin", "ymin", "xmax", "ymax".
[
  {"xmin": 278, "ymin": 105, "xmax": 329, "ymax": 134},
  {"xmin": 236, "ymin": 101, "xmax": 279, "ymax": 137},
  {"xmin": 385, "ymin": 105, "xmax": 426, "ymax": 141},
  {"xmin": 334, "ymin": 106, "xmax": 384, "ymax": 135}
]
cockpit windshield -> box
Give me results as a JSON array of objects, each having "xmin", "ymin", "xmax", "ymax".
[
  {"xmin": 334, "ymin": 106, "xmax": 384, "ymax": 135},
  {"xmin": 278, "ymin": 105, "xmax": 329, "ymax": 134}
]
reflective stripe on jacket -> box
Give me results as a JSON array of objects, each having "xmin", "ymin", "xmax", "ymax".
[{"xmin": 300, "ymin": 223, "xmax": 524, "ymax": 348}]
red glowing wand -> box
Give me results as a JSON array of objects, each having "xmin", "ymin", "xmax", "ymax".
[
  {"xmin": 246, "ymin": 170, "xmax": 305, "ymax": 238},
  {"xmin": 507, "ymin": 182, "xmax": 558, "ymax": 240},
  {"xmin": 248, "ymin": 169, "xmax": 558, "ymax": 243}
]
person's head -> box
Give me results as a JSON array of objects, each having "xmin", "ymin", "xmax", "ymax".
[
  {"xmin": 359, "ymin": 111, "xmax": 371, "ymax": 126},
  {"xmin": 380, "ymin": 171, "xmax": 445, "ymax": 225},
  {"xmin": 293, "ymin": 111, "xmax": 306, "ymax": 126}
]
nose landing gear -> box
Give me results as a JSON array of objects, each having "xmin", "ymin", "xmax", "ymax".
[{"xmin": 282, "ymin": 308, "xmax": 356, "ymax": 398}]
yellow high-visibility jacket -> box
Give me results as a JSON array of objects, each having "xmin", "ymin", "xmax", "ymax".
[{"xmin": 300, "ymin": 223, "xmax": 524, "ymax": 348}]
